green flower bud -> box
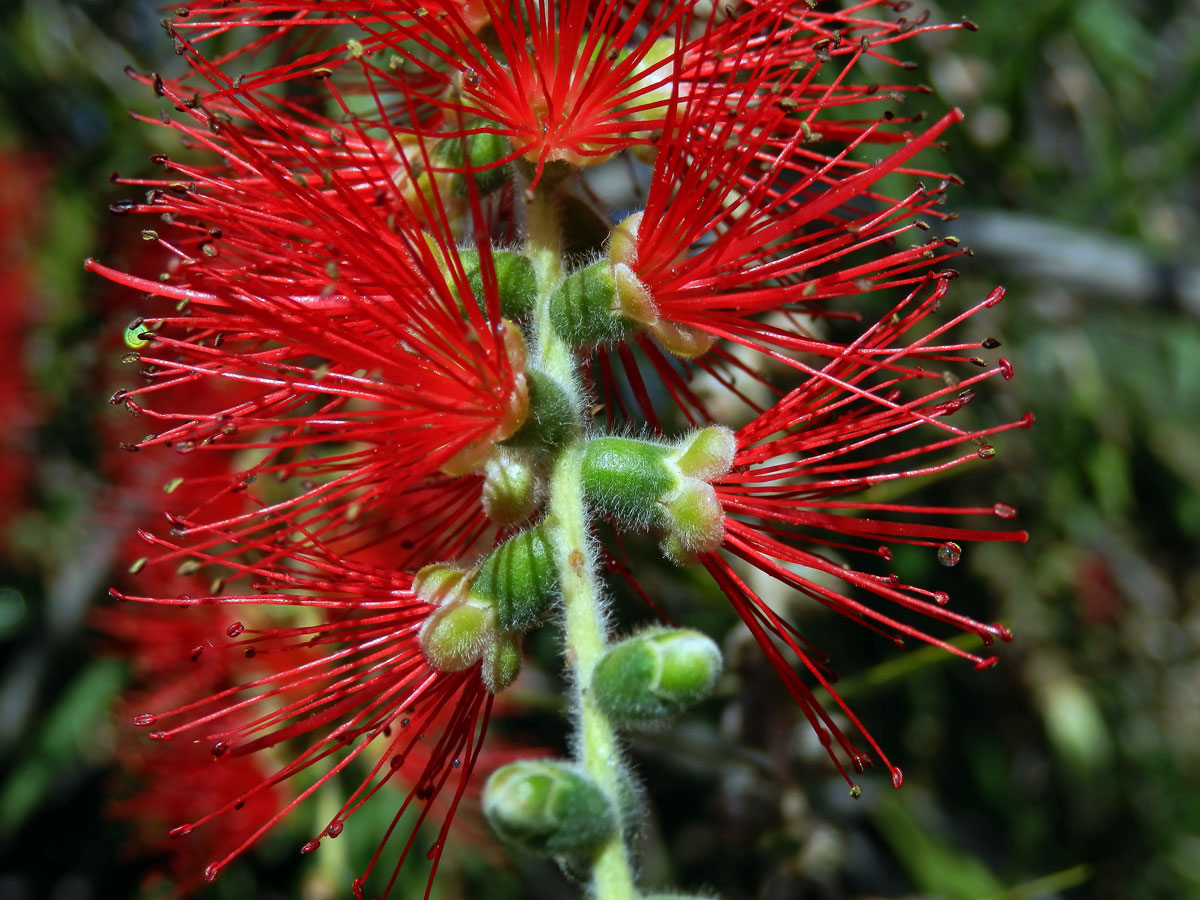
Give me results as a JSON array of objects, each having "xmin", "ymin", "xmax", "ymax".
[
  {"xmin": 458, "ymin": 248, "xmax": 538, "ymax": 320},
  {"xmin": 581, "ymin": 436, "xmax": 676, "ymax": 529},
  {"xmin": 418, "ymin": 597, "xmax": 496, "ymax": 673},
  {"xmin": 593, "ymin": 627, "xmax": 722, "ymax": 723},
  {"xmin": 502, "ymin": 370, "xmax": 574, "ymax": 451},
  {"xmin": 548, "ymin": 259, "xmax": 632, "ymax": 347},
  {"xmin": 433, "ymin": 130, "xmax": 512, "ymax": 197},
  {"xmin": 547, "ymin": 254, "xmax": 661, "ymax": 348},
  {"xmin": 471, "ymin": 524, "xmax": 559, "ymax": 632},
  {"xmin": 582, "ymin": 432, "xmax": 732, "ymax": 563},
  {"xmin": 481, "ymin": 447, "xmax": 541, "ymax": 525},
  {"xmin": 483, "ymin": 761, "xmax": 614, "ymax": 856},
  {"xmin": 482, "ymin": 631, "xmax": 524, "ymax": 693}
]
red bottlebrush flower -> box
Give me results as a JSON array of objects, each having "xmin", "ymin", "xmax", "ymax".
[
  {"xmin": 631, "ymin": 99, "xmax": 964, "ymax": 349},
  {"xmin": 532, "ymin": 8, "xmax": 979, "ymax": 430},
  {"xmin": 693, "ymin": 277, "xmax": 1028, "ymax": 788},
  {"xmin": 111, "ymin": 740, "xmax": 286, "ymax": 898},
  {"xmin": 97, "ymin": 1, "xmax": 1026, "ymax": 894},
  {"xmin": 91, "ymin": 57, "xmax": 528, "ymax": 896},
  {"xmin": 110, "ymin": 541, "xmax": 497, "ymax": 898},
  {"xmin": 87, "ymin": 75, "xmax": 531, "ymax": 549},
  {"xmin": 574, "ymin": 278, "xmax": 1027, "ymax": 791},
  {"xmin": 162, "ymin": 0, "xmax": 963, "ymax": 185},
  {"xmin": 98, "ymin": 603, "xmax": 290, "ymax": 897},
  {"xmin": 0, "ymin": 146, "xmax": 45, "ymax": 534},
  {"xmin": 96, "ymin": 410, "xmax": 509, "ymax": 896}
]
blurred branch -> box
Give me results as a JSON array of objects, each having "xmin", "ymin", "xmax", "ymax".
[{"xmin": 954, "ymin": 210, "xmax": 1200, "ymax": 319}]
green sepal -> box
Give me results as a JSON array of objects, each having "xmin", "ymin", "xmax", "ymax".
[
  {"xmin": 581, "ymin": 436, "xmax": 676, "ymax": 529},
  {"xmin": 433, "ymin": 130, "xmax": 511, "ymax": 197},
  {"xmin": 674, "ymin": 426, "xmax": 736, "ymax": 481},
  {"xmin": 458, "ymin": 248, "xmax": 538, "ymax": 320},
  {"xmin": 592, "ymin": 627, "xmax": 722, "ymax": 724},
  {"xmin": 502, "ymin": 370, "xmax": 574, "ymax": 450},
  {"xmin": 548, "ymin": 259, "xmax": 633, "ymax": 347},
  {"xmin": 412, "ymin": 563, "xmax": 470, "ymax": 605},
  {"xmin": 483, "ymin": 760, "xmax": 614, "ymax": 856},
  {"xmin": 471, "ymin": 524, "xmax": 559, "ymax": 632}
]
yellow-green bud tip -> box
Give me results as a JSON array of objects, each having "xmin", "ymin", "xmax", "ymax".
[{"xmin": 418, "ymin": 599, "xmax": 495, "ymax": 672}]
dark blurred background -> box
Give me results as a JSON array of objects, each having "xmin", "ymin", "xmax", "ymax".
[{"xmin": 0, "ymin": 1, "xmax": 1197, "ymax": 898}]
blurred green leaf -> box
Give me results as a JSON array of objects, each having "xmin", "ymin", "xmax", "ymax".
[
  {"xmin": 0, "ymin": 658, "xmax": 123, "ymax": 832},
  {"xmin": 874, "ymin": 791, "xmax": 1005, "ymax": 899}
]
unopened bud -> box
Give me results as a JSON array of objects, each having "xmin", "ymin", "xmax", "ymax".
[
  {"xmin": 483, "ymin": 761, "xmax": 614, "ymax": 856},
  {"xmin": 582, "ymin": 437, "xmax": 676, "ymax": 530},
  {"xmin": 413, "ymin": 564, "xmax": 470, "ymax": 606},
  {"xmin": 471, "ymin": 524, "xmax": 559, "ymax": 632},
  {"xmin": 502, "ymin": 370, "xmax": 574, "ymax": 451},
  {"xmin": 662, "ymin": 481, "xmax": 724, "ymax": 560},
  {"xmin": 458, "ymin": 248, "xmax": 538, "ymax": 320},
  {"xmin": 548, "ymin": 260, "xmax": 634, "ymax": 347},
  {"xmin": 593, "ymin": 628, "xmax": 722, "ymax": 723},
  {"xmin": 582, "ymin": 432, "xmax": 732, "ymax": 563},
  {"xmin": 482, "ymin": 632, "xmax": 524, "ymax": 693}
]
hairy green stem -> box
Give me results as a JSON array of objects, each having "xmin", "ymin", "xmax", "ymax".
[
  {"xmin": 548, "ymin": 443, "xmax": 637, "ymax": 899},
  {"xmin": 524, "ymin": 186, "xmax": 574, "ymax": 399},
  {"xmin": 525, "ymin": 187, "xmax": 639, "ymax": 900}
]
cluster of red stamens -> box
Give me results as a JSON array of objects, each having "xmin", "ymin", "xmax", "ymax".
[{"xmin": 92, "ymin": 1, "xmax": 1024, "ymax": 895}]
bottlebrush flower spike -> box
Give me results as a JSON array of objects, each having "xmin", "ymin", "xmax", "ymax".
[
  {"xmin": 89, "ymin": 74, "xmax": 534, "ymax": 545},
  {"xmin": 98, "ymin": 604, "xmax": 290, "ymax": 897},
  {"xmin": 111, "ymin": 741, "xmax": 285, "ymax": 897},
  {"xmin": 0, "ymin": 147, "xmax": 43, "ymax": 533},
  {"xmin": 99, "ymin": 1, "xmax": 1027, "ymax": 895},
  {"xmin": 162, "ymin": 0, "xmax": 964, "ymax": 186},
  {"xmin": 694, "ymin": 277, "xmax": 1029, "ymax": 787},
  {"xmin": 580, "ymin": 42, "xmax": 969, "ymax": 362},
  {"xmin": 111, "ymin": 538, "xmax": 499, "ymax": 899}
]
